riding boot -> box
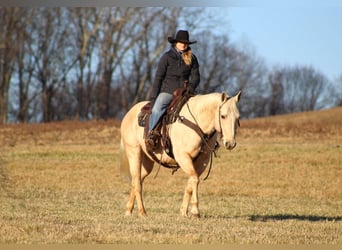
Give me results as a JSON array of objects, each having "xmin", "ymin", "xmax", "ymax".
[{"xmin": 146, "ymin": 131, "xmax": 156, "ymax": 147}]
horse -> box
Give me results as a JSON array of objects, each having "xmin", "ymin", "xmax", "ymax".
[{"xmin": 119, "ymin": 91, "xmax": 241, "ymax": 218}]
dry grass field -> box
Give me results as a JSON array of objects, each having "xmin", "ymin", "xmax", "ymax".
[{"xmin": 0, "ymin": 107, "xmax": 341, "ymax": 244}]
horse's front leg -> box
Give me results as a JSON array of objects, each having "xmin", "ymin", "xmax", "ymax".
[
  {"xmin": 178, "ymin": 152, "xmax": 201, "ymax": 218},
  {"xmin": 181, "ymin": 175, "xmax": 200, "ymax": 218},
  {"xmin": 189, "ymin": 175, "xmax": 200, "ymax": 217},
  {"xmin": 180, "ymin": 177, "xmax": 192, "ymax": 217}
]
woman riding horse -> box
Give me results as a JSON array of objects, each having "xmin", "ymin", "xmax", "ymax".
[
  {"xmin": 147, "ymin": 30, "xmax": 200, "ymax": 147},
  {"xmin": 120, "ymin": 90, "xmax": 241, "ymax": 218}
]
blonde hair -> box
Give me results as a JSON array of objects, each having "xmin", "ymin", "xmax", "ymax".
[{"xmin": 182, "ymin": 50, "xmax": 192, "ymax": 66}]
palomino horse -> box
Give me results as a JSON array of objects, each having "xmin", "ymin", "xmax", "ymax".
[{"xmin": 120, "ymin": 91, "xmax": 241, "ymax": 217}]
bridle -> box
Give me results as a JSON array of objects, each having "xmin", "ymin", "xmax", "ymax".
[
  {"xmin": 218, "ymin": 96, "xmax": 241, "ymax": 139},
  {"xmin": 217, "ymin": 96, "xmax": 230, "ymax": 139}
]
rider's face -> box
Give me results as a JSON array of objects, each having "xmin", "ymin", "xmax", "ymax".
[{"xmin": 175, "ymin": 42, "xmax": 188, "ymax": 52}]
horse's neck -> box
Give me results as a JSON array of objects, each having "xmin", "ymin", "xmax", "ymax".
[{"xmin": 186, "ymin": 94, "xmax": 220, "ymax": 134}]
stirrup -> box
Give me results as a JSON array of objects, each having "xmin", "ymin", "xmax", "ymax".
[
  {"xmin": 146, "ymin": 131, "xmax": 156, "ymax": 147},
  {"xmin": 147, "ymin": 135, "xmax": 155, "ymax": 147}
]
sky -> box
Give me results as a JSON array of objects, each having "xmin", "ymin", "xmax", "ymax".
[{"xmin": 214, "ymin": 4, "xmax": 342, "ymax": 81}]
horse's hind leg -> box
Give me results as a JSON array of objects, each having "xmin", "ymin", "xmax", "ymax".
[
  {"xmin": 125, "ymin": 149, "xmax": 154, "ymax": 217},
  {"xmin": 125, "ymin": 185, "xmax": 136, "ymax": 216},
  {"xmin": 125, "ymin": 146, "xmax": 148, "ymax": 217},
  {"xmin": 141, "ymin": 153, "xmax": 154, "ymax": 182}
]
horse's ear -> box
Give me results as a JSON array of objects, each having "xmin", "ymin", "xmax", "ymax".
[
  {"xmin": 221, "ymin": 92, "xmax": 229, "ymax": 102},
  {"xmin": 235, "ymin": 91, "xmax": 242, "ymax": 102}
]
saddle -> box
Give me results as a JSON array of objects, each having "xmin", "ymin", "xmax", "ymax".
[{"xmin": 138, "ymin": 87, "xmax": 193, "ymax": 160}]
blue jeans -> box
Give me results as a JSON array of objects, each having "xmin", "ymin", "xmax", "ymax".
[{"xmin": 149, "ymin": 92, "xmax": 173, "ymax": 132}]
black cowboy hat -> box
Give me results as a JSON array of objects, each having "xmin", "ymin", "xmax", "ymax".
[{"xmin": 167, "ymin": 30, "xmax": 197, "ymax": 44}]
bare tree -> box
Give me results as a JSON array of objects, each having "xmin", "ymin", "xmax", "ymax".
[
  {"xmin": 11, "ymin": 9, "xmax": 39, "ymax": 123},
  {"xmin": 94, "ymin": 7, "xmax": 189, "ymax": 119},
  {"xmin": 195, "ymin": 32, "xmax": 268, "ymax": 118},
  {"xmin": 67, "ymin": 8, "xmax": 102, "ymax": 120},
  {"xmin": 268, "ymin": 65, "xmax": 330, "ymax": 114},
  {"xmin": 268, "ymin": 70, "xmax": 284, "ymax": 115},
  {"xmin": 29, "ymin": 8, "xmax": 77, "ymax": 122},
  {"xmin": 94, "ymin": 8, "xmax": 142, "ymax": 119},
  {"xmin": 118, "ymin": 8, "xmax": 183, "ymax": 110},
  {"xmin": 0, "ymin": 7, "xmax": 28, "ymax": 124}
]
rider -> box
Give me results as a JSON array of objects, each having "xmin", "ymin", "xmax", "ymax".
[{"xmin": 147, "ymin": 30, "xmax": 200, "ymax": 146}]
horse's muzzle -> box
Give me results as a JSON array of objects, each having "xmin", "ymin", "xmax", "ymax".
[{"xmin": 224, "ymin": 141, "xmax": 236, "ymax": 150}]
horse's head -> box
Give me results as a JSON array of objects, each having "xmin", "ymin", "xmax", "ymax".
[{"xmin": 215, "ymin": 91, "xmax": 241, "ymax": 150}]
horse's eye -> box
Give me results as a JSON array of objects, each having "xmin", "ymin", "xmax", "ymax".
[{"xmin": 221, "ymin": 115, "xmax": 226, "ymax": 119}]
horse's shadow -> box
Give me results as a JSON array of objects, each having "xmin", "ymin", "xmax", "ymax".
[
  {"xmin": 204, "ymin": 214, "xmax": 342, "ymax": 222},
  {"xmin": 249, "ymin": 214, "xmax": 342, "ymax": 222}
]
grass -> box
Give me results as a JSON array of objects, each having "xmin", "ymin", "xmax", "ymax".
[{"xmin": 0, "ymin": 108, "xmax": 341, "ymax": 244}]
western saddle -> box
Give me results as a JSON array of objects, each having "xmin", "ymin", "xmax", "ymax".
[{"xmin": 138, "ymin": 87, "xmax": 192, "ymax": 158}]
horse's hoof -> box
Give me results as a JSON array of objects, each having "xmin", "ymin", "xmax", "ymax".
[
  {"xmin": 180, "ymin": 208, "xmax": 188, "ymax": 217},
  {"xmin": 191, "ymin": 213, "xmax": 200, "ymax": 219},
  {"xmin": 139, "ymin": 211, "xmax": 148, "ymax": 217},
  {"xmin": 125, "ymin": 211, "xmax": 132, "ymax": 217},
  {"xmin": 181, "ymin": 212, "xmax": 188, "ymax": 218}
]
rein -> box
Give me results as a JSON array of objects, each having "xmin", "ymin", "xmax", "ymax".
[
  {"xmin": 183, "ymin": 102, "xmax": 218, "ymax": 153},
  {"xmin": 177, "ymin": 102, "xmax": 221, "ymax": 180}
]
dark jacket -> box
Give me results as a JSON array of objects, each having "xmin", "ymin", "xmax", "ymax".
[{"xmin": 150, "ymin": 46, "xmax": 200, "ymax": 100}]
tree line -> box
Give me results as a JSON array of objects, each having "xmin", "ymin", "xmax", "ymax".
[{"xmin": 0, "ymin": 7, "xmax": 340, "ymax": 124}]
